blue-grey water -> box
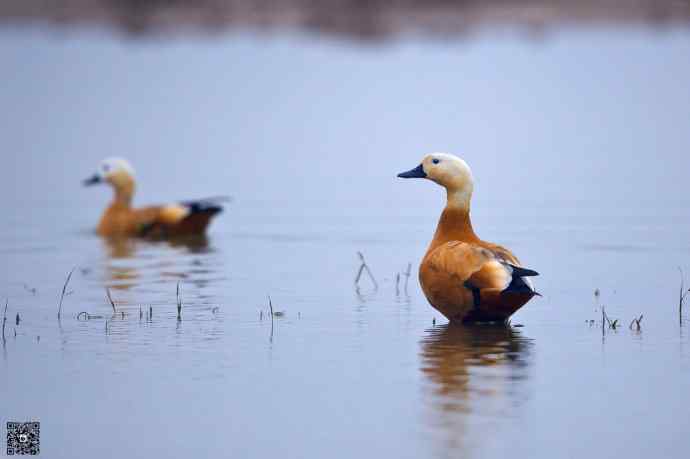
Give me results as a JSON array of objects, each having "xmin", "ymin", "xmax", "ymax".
[{"xmin": 2, "ymin": 26, "xmax": 690, "ymax": 458}]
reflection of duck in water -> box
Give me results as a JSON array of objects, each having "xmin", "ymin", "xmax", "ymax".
[
  {"xmin": 103, "ymin": 236, "xmax": 137, "ymax": 260},
  {"xmin": 420, "ymin": 324, "xmax": 530, "ymax": 405},
  {"xmin": 398, "ymin": 153, "xmax": 539, "ymax": 323},
  {"xmin": 84, "ymin": 158, "xmax": 224, "ymax": 238},
  {"xmin": 100, "ymin": 234, "xmax": 212, "ymax": 291},
  {"xmin": 420, "ymin": 324, "xmax": 532, "ymax": 455},
  {"xmin": 102, "ymin": 236, "xmax": 139, "ymax": 291}
]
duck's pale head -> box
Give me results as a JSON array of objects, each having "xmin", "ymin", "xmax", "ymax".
[
  {"xmin": 84, "ymin": 158, "xmax": 137, "ymax": 204},
  {"xmin": 83, "ymin": 158, "xmax": 135, "ymax": 188},
  {"xmin": 398, "ymin": 153, "xmax": 474, "ymax": 207}
]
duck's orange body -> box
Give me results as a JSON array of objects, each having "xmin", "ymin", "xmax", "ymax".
[
  {"xmin": 419, "ymin": 207, "xmax": 536, "ymax": 323},
  {"xmin": 399, "ymin": 153, "xmax": 538, "ymax": 323},
  {"xmin": 96, "ymin": 201, "xmax": 221, "ymax": 238},
  {"xmin": 85, "ymin": 158, "xmax": 223, "ymax": 238}
]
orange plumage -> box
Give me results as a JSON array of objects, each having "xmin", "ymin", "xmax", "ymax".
[
  {"xmin": 84, "ymin": 158, "xmax": 223, "ymax": 238},
  {"xmin": 398, "ymin": 153, "xmax": 538, "ymax": 323}
]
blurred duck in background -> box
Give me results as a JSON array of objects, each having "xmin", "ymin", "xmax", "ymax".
[
  {"xmin": 398, "ymin": 153, "xmax": 539, "ymax": 323},
  {"xmin": 84, "ymin": 158, "xmax": 224, "ymax": 238}
]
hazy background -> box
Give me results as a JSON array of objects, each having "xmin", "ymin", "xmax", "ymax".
[{"xmin": 3, "ymin": 27, "xmax": 690, "ymax": 221}]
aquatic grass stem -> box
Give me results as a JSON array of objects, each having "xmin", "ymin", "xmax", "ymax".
[
  {"xmin": 678, "ymin": 268, "xmax": 689, "ymax": 326},
  {"xmin": 2, "ymin": 300, "xmax": 7, "ymax": 345},
  {"xmin": 177, "ymin": 282, "xmax": 182, "ymax": 321},
  {"xmin": 268, "ymin": 296, "xmax": 274, "ymax": 342},
  {"xmin": 105, "ymin": 288, "xmax": 117, "ymax": 314},
  {"xmin": 601, "ymin": 306, "xmax": 618, "ymax": 334},
  {"xmin": 57, "ymin": 267, "xmax": 76, "ymax": 320},
  {"xmin": 629, "ymin": 314, "xmax": 643, "ymax": 331},
  {"xmin": 354, "ymin": 252, "xmax": 378, "ymax": 290}
]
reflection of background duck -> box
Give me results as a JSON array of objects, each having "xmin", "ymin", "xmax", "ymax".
[
  {"xmin": 419, "ymin": 325, "xmax": 533, "ymax": 455},
  {"xmin": 101, "ymin": 235, "xmax": 213, "ymax": 292}
]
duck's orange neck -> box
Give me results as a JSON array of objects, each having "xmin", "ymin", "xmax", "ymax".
[
  {"xmin": 426, "ymin": 189, "xmax": 479, "ymax": 254},
  {"xmin": 110, "ymin": 181, "xmax": 135, "ymax": 209}
]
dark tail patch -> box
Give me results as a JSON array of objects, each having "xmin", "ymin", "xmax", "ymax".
[
  {"xmin": 180, "ymin": 196, "xmax": 229, "ymax": 216},
  {"xmin": 503, "ymin": 264, "xmax": 539, "ymax": 295},
  {"xmin": 138, "ymin": 199, "xmax": 225, "ymax": 239},
  {"xmin": 508, "ymin": 264, "xmax": 539, "ymax": 277},
  {"xmin": 184, "ymin": 201, "xmax": 224, "ymax": 216}
]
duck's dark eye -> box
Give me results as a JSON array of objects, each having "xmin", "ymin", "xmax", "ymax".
[{"xmin": 432, "ymin": 158, "xmax": 440, "ymax": 164}]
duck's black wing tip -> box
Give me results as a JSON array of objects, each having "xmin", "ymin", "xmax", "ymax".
[
  {"xmin": 181, "ymin": 196, "xmax": 230, "ymax": 216},
  {"xmin": 502, "ymin": 263, "xmax": 540, "ymax": 295},
  {"xmin": 187, "ymin": 202, "xmax": 223, "ymax": 216},
  {"xmin": 507, "ymin": 264, "xmax": 539, "ymax": 277}
]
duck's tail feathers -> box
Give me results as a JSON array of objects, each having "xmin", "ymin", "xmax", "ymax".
[
  {"xmin": 141, "ymin": 197, "xmax": 227, "ymax": 238},
  {"xmin": 502, "ymin": 264, "xmax": 539, "ymax": 296},
  {"xmin": 184, "ymin": 201, "xmax": 223, "ymax": 216},
  {"xmin": 507, "ymin": 264, "xmax": 539, "ymax": 277},
  {"xmin": 180, "ymin": 196, "xmax": 231, "ymax": 216},
  {"xmin": 173, "ymin": 198, "xmax": 226, "ymax": 235}
]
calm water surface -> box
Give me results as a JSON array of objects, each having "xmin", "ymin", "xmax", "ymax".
[{"xmin": 2, "ymin": 26, "xmax": 690, "ymax": 458}]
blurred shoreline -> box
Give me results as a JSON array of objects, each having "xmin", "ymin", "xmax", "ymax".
[{"xmin": 1, "ymin": 0, "xmax": 690, "ymax": 40}]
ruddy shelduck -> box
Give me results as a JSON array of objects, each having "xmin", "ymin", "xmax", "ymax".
[
  {"xmin": 398, "ymin": 153, "xmax": 538, "ymax": 323},
  {"xmin": 84, "ymin": 158, "xmax": 223, "ymax": 238}
]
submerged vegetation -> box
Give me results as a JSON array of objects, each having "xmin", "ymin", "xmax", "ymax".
[
  {"xmin": 593, "ymin": 289, "xmax": 646, "ymax": 334},
  {"xmin": 2, "ymin": 299, "xmax": 7, "ymax": 345},
  {"xmin": 395, "ymin": 263, "xmax": 413, "ymax": 298},
  {"xmin": 354, "ymin": 251, "xmax": 378, "ymax": 291},
  {"xmin": 8, "ymin": 263, "xmax": 690, "ymax": 346},
  {"xmin": 57, "ymin": 267, "xmax": 76, "ymax": 320},
  {"xmin": 601, "ymin": 306, "xmax": 619, "ymax": 332},
  {"xmin": 177, "ymin": 282, "xmax": 182, "ymax": 321},
  {"xmin": 629, "ymin": 315, "xmax": 644, "ymax": 331},
  {"xmin": 678, "ymin": 268, "xmax": 690, "ymax": 326},
  {"xmin": 106, "ymin": 288, "xmax": 117, "ymax": 314}
]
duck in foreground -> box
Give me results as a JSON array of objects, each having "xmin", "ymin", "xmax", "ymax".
[
  {"xmin": 84, "ymin": 158, "xmax": 224, "ymax": 238},
  {"xmin": 398, "ymin": 153, "xmax": 539, "ymax": 323}
]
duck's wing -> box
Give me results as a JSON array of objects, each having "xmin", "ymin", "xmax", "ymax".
[
  {"xmin": 178, "ymin": 196, "xmax": 231, "ymax": 209},
  {"xmin": 133, "ymin": 198, "xmax": 225, "ymax": 237},
  {"xmin": 425, "ymin": 242, "xmax": 509, "ymax": 288},
  {"xmin": 423, "ymin": 241, "xmax": 538, "ymax": 320}
]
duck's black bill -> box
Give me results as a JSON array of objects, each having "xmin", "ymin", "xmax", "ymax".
[
  {"xmin": 83, "ymin": 175, "xmax": 102, "ymax": 186},
  {"xmin": 397, "ymin": 164, "xmax": 426, "ymax": 179}
]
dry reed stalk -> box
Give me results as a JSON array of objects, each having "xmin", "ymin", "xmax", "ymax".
[
  {"xmin": 105, "ymin": 288, "xmax": 117, "ymax": 314},
  {"xmin": 354, "ymin": 252, "xmax": 378, "ymax": 289},
  {"xmin": 57, "ymin": 268, "xmax": 76, "ymax": 319}
]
